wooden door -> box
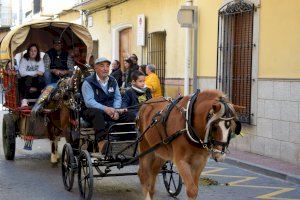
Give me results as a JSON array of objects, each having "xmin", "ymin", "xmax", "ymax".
[{"xmin": 119, "ymin": 28, "xmax": 132, "ymax": 70}]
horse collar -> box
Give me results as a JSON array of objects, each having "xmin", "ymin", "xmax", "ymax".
[{"xmin": 185, "ymin": 89, "xmax": 204, "ymax": 146}]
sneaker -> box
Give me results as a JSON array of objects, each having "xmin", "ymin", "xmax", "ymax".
[{"xmin": 21, "ymin": 99, "xmax": 28, "ymax": 107}]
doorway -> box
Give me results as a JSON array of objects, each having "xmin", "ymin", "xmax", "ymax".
[{"xmin": 119, "ymin": 27, "xmax": 132, "ymax": 70}]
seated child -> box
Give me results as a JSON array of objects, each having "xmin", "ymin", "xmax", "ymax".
[{"xmin": 122, "ymin": 70, "xmax": 152, "ymax": 116}]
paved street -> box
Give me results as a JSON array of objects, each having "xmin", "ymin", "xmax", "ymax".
[{"xmin": 0, "ymin": 111, "xmax": 299, "ymax": 200}]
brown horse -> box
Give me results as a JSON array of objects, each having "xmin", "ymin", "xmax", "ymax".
[
  {"xmin": 137, "ymin": 90, "xmax": 241, "ymax": 200},
  {"xmin": 32, "ymin": 67, "xmax": 90, "ymax": 164}
]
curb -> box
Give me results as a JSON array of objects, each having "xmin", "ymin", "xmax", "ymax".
[{"xmin": 225, "ymin": 157, "xmax": 300, "ymax": 185}]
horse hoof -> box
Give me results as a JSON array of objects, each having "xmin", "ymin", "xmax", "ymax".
[{"xmin": 51, "ymin": 154, "xmax": 58, "ymax": 163}]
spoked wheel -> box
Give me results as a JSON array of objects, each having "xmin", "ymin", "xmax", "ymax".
[
  {"xmin": 78, "ymin": 150, "xmax": 93, "ymax": 200},
  {"xmin": 61, "ymin": 143, "xmax": 76, "ymax": 191},
  {"xmin": 162, "ymin": 161, "xmax": 183, "ymax": 197}
]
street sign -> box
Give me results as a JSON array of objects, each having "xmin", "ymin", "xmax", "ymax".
[
  {"xmin": 137, "ymin": 14, "xmax": 145, "ymax": 46},
  {"xmin": 177, "ymin": 6, "xmax": 197, "ymax": 28}
]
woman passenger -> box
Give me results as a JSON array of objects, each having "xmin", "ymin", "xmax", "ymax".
[{"xmin": 19, "ymin": 44, "xmax": 45, "ymax": 107}]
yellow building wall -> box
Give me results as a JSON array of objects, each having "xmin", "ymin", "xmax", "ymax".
[
  {"xmin": 61, "ymin": 0, "xmax": 300, "ymax": 79},
  {"xmin": 88, "ymin": 0, "xmax": 189, "ymax": 78},
  {"xmin": 195, "ymin": 0, "xmax": 223, "ymax": 77},
  {"xmin": 58, "ymin": 10, "xmax": 81, "ymax": 23},
  {"xmin": 88, "ymin": 10, "xmax": 112, "ymax": 57},
  {"xmin": 259, "ymin": 0, "xmax": 300, "ymax": 78},
  {"xmin": 88, "ymin": 0, "xmax": 224, "ymax": 78}
]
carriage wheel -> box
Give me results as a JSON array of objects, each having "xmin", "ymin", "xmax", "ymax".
[
  {"xmin": 78, "ymin": 150, "xmax": 93, "ymax": 200},
  {"xmin": 2, "ymin": 114, "xmax": 16, "ymax": 160},
  {"xmin": 162, "ymin": 161, "xmax": 183, "ymax": 197},
  {"xmin": 61, "ymin": 143, "xmax": 76, "ymax": 191}
]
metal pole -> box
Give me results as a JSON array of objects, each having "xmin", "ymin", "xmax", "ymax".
[
  {"xmin": 184, "ymin": 0, "xmax": 193, "ymax": 95},
  {"xmin": 193, "ymin": 8, "xmax": 198, "ymax": 92},
  {"xmin": 19, "ymin": 0, "xmax": 22, "ymax": 25}
]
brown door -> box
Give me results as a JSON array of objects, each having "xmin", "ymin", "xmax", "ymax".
[{"xmin": 119, "ymin": 28, "xmax": 132, "ymax": 70}]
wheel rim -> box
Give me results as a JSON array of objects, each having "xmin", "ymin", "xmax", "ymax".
[
  {"xmin": 162, "ymin": 161, "xmax": 183, "ymax": 197},
  {"xmin": 78, "ymin": 150, "xmax": 93, "ymax": 200},
  {"xmin": 61, "ymin": 143, "xmax": 75, "ymax": 191}
]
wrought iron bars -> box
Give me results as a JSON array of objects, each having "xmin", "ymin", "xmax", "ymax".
[{"xmin": 216, "ymin": 1, "xmax": 254, "ymax": 123}]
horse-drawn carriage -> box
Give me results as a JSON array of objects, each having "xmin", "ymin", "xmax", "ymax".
[
  {"xmin": 0, "ymin": 20, "xmax": 93, "ymax": 161},
  {"xmin": 0, "ymin": 20, "xmax": 183, "ymax": 200},
  {"xmin": 1, "ymin": 20, "xmax": 242, "ymax": 200},
  {"xmin": 61, "ymin": 87, "xmax": 242, "ymax": 200},
  {"xmin": 61, "ymin": 94, "xmax": 183, "ymax": 200}
]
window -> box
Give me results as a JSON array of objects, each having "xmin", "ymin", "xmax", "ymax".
[
  {"xmin": 146, "ymin": 31, "xmax": 166, "ymax": 95},
  {"xmin": 216, "ymin": 1, "xmax": 255, "ymax": 123}
]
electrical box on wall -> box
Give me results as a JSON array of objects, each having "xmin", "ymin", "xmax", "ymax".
[{"xmin": 107, "ymin": 9, "xmax": 111, "ymax": 24}]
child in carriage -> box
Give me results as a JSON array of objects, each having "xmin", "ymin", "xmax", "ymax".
[{"xmin": 122, "ymin": 70, "xmax": 152, "ymax": 116}]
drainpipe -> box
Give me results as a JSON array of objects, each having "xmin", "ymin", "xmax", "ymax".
[{"xmin": 184, "ymin": 0, "xmax": 193, "ymax": 96}]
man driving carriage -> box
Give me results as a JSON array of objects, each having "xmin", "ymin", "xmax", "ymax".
[
  {"xmin": 81, "ymin": 57, "xmax": 136, "ymax": 153},
  {"xmin": 43, "ymin": 38, "xmax": 74, "ymax": 84}
]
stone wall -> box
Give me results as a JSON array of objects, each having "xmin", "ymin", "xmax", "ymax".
[
  {"xmin": 198, "ymin": 77, "xmax": 300, "ymax": 166},
  {"xmin": 231, "ymin": 79, "xmax": 300, "ymax": 166}
]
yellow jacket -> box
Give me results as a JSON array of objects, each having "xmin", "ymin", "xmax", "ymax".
[{"xmin": 145, "ymin": 73, "xmax": 162, "ymax": 97}]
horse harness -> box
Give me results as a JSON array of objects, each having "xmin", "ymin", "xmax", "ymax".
[{"xmin": 136, "ymin": 89, "xmax": 241, "ymax": 157}]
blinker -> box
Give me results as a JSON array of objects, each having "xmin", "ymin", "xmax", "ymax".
[{"xmin": 234, "ymin": 120, "xmax": 241, "ymax": 135}]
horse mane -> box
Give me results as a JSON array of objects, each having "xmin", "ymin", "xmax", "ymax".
[
  {"xmin": 196, "ymin": 90, "xmax": 237, "ymax": 136},
  {"xmin": 198, "ymin": 89, "xmax": 227, "ymax": 101}
]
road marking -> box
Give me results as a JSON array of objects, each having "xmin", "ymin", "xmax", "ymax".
[{"xmin": 203, "ymin": 166, "xmax": 299, "ymax": 199}]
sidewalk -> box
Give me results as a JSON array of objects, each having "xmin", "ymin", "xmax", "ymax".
[{"xmin": 225, "ymin": 149, "xmax": 300, "ymax": 185}]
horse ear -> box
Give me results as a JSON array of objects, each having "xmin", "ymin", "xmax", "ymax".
[{"xmin": 212, "ymin": 103, "xmax": 221, "ymax": 113}]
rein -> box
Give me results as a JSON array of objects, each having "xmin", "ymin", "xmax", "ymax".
[
  {"xmin": 110, "ymin": 91, "xmax": 239, "ymax": 166},
  {"xmin": 122, "ymin": 98, "xmax": 172, "ymax": 110}
]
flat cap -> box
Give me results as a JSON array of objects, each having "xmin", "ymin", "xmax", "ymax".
[{"xmin": 94, "ymin": 57, "xmax": 111, "ymax": 65}]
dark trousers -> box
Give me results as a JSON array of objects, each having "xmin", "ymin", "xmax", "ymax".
[
  {"xmin": 19, "ymin": 76, "xmax": 45, "ymax": 99},
  {"xmin": 82, "ymin": 108, "xmax": 136, "ymax": 142}
]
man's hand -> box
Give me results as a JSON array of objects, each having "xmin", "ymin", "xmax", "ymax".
[
  {"xmin": 111, "ymin": 112, "xmax": 119, "ymax": 120},
  {"xmin": 104, "ymin": 106, "xmax": 116, "ymax": 118},
  {"xmin": 37, "ymin": 71, "xmax": 44, "ymax": 76},
  {"xmin": 51, "ymin": 69, "xmax": 58, "ymax": 75},
  {"xmin": 57, "ymin": 70, "xmax": 66, "ymax": 76},
  {"xmin": 116, "ymin": 108, "xmax": 127, "ymax": 114}
]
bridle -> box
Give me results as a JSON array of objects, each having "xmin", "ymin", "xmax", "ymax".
[{"xmin": 184, "ymin": 90, "xmax": 241, "ymax": 154}]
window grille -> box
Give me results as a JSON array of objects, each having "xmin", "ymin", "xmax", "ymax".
[
  {"xmin": 146, "ymin": 31, "xmax": 166, "ymax": 95},
  {"xmin": 216, "ymin": 0, "xmax": 255, "ymax": 123}
]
